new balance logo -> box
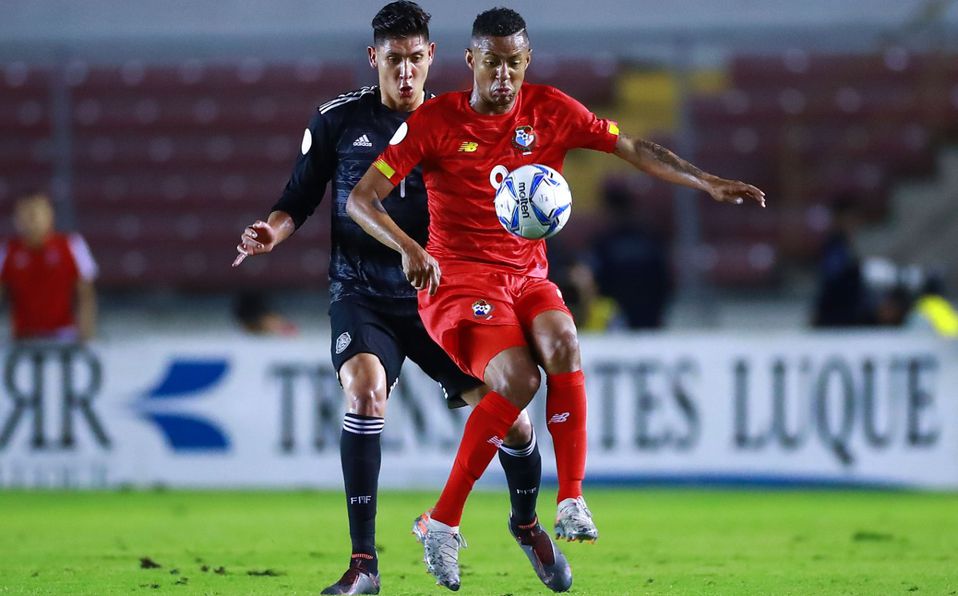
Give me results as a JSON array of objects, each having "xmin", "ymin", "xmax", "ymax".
[
  {"xmin": 548, "ymin": 412, "xmax": 571, "ymax": 425},
  {"xmin": 352, "ymin": 134, "xmax": 373, "ymax": 147},
  {"xmin": 487, "ymin": 436, "xmax": 504, "ymax": 448}
]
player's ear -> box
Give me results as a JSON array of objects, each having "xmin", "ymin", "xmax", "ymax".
[
  {"xmin": 464, "ymin": 48, "xmax": 475, "ymax": 71},
  {"xmin": 525, "ymin": 48, "xmax": 532, "ymax": 69},
  {"xmin": 427, "ymin": 42, "xmax": 436, "ymax": 64},
  {"xmin": 367, "ymin": 46, "xmax": 377, "ymax": 69}
]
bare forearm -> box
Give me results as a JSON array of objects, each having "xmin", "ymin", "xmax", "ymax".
[
  {"xmin": 616, "ymin": 134, "xmax": 715, "ymax": 192},
  {"xmin": 616, "ymin": 132, "xmax": 766, "ymax": 207},
  {"xmin": 348, "ymin": 197, "xmax": 417, "ymax": 253},
  {"xmin": 265, "ymin": 210, "xmax": 297, "ymax": 247},
  {"xmin": 76, "ymin": 282, "xmax": 96, "ymax": 341},
  {"xmin": 346, "ymin": 173, "xmax": 418, "ymax": 255}
]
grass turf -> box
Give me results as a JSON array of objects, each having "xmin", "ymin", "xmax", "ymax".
[{"xmin": 0, "ymin": 489, "xmax": 956, "ymax": 595}]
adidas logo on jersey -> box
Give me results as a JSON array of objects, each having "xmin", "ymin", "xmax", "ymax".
[
  {"xmin": 353, "ymin": 134, "xmax": 373, "ymax": 147},
  {"xmin": 487, "ymin": 436, "xmax": 504, "ymax": 448}
]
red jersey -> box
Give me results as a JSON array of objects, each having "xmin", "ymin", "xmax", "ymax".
[
  {"xmin": 0, "ymin": 232, "xmax": 97, "ymax": 339},
  {"xmin": 374, "ymin": 84, "xmax": 619, "ymax": 278}
]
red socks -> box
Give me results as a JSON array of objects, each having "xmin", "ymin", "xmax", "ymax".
[
  {"xmin": 431, "ymin": 371, "xmax": 588, "ymax": 524},
  {"xmin": 546, "ymin": 370, "xmax": 588, "ymax": 502},
  {"xmin": 432, "ymin": 392, "xmax": 520, "ymax": 527}
]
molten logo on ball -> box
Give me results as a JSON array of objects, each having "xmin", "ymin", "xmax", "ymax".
[{"xmin": 494, "ymin": 164, "xmax": 573, "ymax": 240}]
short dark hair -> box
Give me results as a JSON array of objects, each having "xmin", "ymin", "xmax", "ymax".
[
  {"xmin": 372, "ymin": 1, "xmax": 431, "ymax": 45},
  {"xmin": 472, "ymin": 7, "xmax": 527, "ymax": 39}
]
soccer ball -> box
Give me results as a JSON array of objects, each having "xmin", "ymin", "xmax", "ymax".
[{"xmin": 494, "ymin": 164, "xmax": 572, "ymax": 240}]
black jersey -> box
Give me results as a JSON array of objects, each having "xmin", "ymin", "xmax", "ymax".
[{"xmin": 273, "ymin": 86, "xmax": 430, "ymax": 314}]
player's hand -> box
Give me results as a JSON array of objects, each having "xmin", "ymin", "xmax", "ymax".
[
  {"xmin": 232, "ymin": 220, "xmax": 278, "ymax": 267},
  {"xmin": 707, "ymin": 177, "xmax": 766, "ymax": 208},
  {"xmin": 402, "ymin": 244, "xmax": 442, "ymax": 295}
]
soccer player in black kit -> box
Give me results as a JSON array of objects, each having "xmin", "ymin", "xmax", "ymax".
[{"xmin": 233, "ymin": 2, "xmax": 570, "ymax": 594}]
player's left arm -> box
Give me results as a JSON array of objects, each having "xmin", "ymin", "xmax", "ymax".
[
  {"xmin": 65, "ymin": 234, "xmax": 98, "ymax": 341},
  {"xmin": 614, "ymin": 133, "xmax": 766, "ymax": 207},
  {"xmin": 75, "ymin": 279, "xmax": 96, "ymax": 341}
]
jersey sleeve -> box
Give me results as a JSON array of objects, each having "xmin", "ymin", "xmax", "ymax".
[
  {"xmin": 372, "ymin": 107, "xmax": 433, "ymax": 186},
  {"xmin": 66, "ymin": 234, "xmax": 98, "ymax": 281},
  {"xmin": 551, "ymin": 87, "xmax": 620, "ymax": 153},
  {"xmin": 272, "ymin": 109, "xmax": 336, "ymax": 229}
]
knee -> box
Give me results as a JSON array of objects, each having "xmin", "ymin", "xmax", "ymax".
[
  {"xmin": 505, "ymin": 410, "xmax": 534, "ymax": 446},
  {"xmin": 541, "ymin": 328, "xmax": 580, "ymax": 372},
  {"xmin": 496, "ymin": 367, "xmax": 541, "ymax": 408},
  {"xmin": 343, "ymin": 379, "xmax": 387, "ymax": 417}
]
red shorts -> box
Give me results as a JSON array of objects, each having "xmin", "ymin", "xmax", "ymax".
[{"xmin": 418, "ymin": 267, "xmax": 572, "ymax": 380}]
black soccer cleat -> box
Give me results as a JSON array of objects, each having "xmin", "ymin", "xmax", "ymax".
[
  {"xmin": 320, "ymin": 557, "xmax": 381, "ymax": 595},
  {"xmin": 509, "ymin": 515, "xmax": 573, "ymax": 592}
]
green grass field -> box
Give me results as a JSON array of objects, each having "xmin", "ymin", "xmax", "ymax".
[{"xmin": 1, "ymin": 489, "xmax": 956, "ymax": 595}]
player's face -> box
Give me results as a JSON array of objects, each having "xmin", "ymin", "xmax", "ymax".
[
  {"xmin": 466, "ymin": 32, "xmax": 531, "ymax": 114},
  {"xmin": 369, "ymin": 34, "xmax": 434, "ymax": 112},
  {"xmin": 14, "ymin": 196, "xmax": 55, "ymax": 245}
]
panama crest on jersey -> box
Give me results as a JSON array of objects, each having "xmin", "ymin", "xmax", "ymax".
[
  {"xmin": 472, "ymin": 299, "xmax": 494, "ymax": 319},
  {"xmin": 512, "ymin": 125, "xmax": 536, "ymax": 153}
]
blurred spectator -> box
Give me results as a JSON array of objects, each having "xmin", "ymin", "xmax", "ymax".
[
  {"xmin": 562, "ymin": 260, "xmax": 625, "ymax": 332},
  {"xmin": 232, "ymin": 291, "xmax": 298, "ymax": 336},
  {"xmin": 811, "ymin": 197, "xmax": 870, "ymax": 327},
  {"xmin": 590, "ymin": 183, "xmax": 671, "ymax": 329},
  {"xmin": 907, "ymin": 274, "xmax": 958, "ymax": 337},
  {"xmin": 0, "ymin": 192, "xmax": 97, "ymax": 341}
]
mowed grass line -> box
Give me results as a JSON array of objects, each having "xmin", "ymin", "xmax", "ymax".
[{"xmin": 0, "ymin": 489, "xmax": 956, "ymax": 595}]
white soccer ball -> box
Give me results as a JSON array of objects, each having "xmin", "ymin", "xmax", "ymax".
[{"xmin": 494, "ymin": 164, "xmax": 572, "ymax": 240}]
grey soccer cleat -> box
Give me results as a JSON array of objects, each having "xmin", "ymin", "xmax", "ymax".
[
  {"xmin": 554, "ymin": 496, "xmax": 599, "ymax": 543},
  {"xmin": 320, "ymin": 559, "xmax": 381, "ymax": 595},
  {"xmin": 412, "ymin": 510, "xmax": 467, "ymax": 591},
  {"xmin": 509, "ymin": 516, "xmax": 573, "ymax": 592}
]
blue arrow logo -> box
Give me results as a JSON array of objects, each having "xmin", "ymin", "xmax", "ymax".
[{"xmin": 135, "ymin": 359, "xmax": 231, "ymax": 451}]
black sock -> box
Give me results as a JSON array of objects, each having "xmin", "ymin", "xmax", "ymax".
[
  {"xmin": 498, "ymin": 430, "xmax": 541, "ymax": 526},
  {"xmin": 341, "ymin": 413, "xmax": 383, "ymax": 575}
]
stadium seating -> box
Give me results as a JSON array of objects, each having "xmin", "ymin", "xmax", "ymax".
[
  {"xmin": 596, "ymin": 49, "xmax": 956, "ymax": 286},
  {"xmin": 59, "ymin": 60, "xmax": 355, "ymax": 290},
  {"xmin": 1, "ymin": 56, "xmax": 621, "ymax": 291},
  {"xmin": 0, "ymin": 64, "xmax": 54, "ymax": 207},
  {"xmin": 3, "ymin": 50, "xmax": 955, "ymax": 291}
]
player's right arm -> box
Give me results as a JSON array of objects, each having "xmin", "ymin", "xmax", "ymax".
[
  {"xmin": 233, "ymin": 108, "xmax": 335, "ymax": 267},
  {"xmin": 232, "ymin": 210, "xmax": 297, "ymax": 267},
  {"xmin": 346, "ymin": 167, "xmax": 441, "ymax": 295}
]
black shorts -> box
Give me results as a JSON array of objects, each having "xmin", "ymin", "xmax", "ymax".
[{"xmin": 329, "ymin": 299, "xmax": 480, "ymax": 408}]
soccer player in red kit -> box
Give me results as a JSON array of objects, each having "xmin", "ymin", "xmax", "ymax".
[
  {"xmin": 347, "ymin": 7, "xmax": 765, "ymax": 590},
  {"xmin": 1, "ymin": 193, "xmax": 98, "ymax": 341}
]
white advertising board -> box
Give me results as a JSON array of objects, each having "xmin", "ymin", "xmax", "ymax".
[{"xmin": 1, "ymin": 332, "xmax": 955, "ymax": 489}]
